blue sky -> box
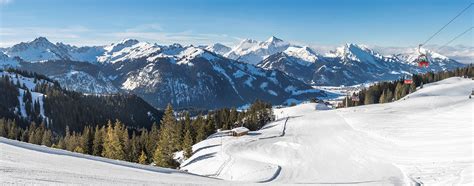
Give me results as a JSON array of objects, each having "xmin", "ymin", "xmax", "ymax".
[{"xmin": 0, "ymin": 0, "xmax": 472, "ymax": 48}]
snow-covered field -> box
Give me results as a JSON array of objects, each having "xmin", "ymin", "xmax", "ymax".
[
  {"xmin": 183, "ymin": 77, "xmax": 473, "ymax": 185},
  {"xmin": 1, "ymin": 77, "xmax": 472, "ymax": 185},
  {"xmin": 0, "ymin": 137, "xmax": 227, "ymax": 185}
]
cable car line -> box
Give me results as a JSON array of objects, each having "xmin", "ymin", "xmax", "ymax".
[
  {"xmin": 413, "ymin": 3, "xmax": 473, "ymax": 68},
  {"xmin": 438, "ymin": 26, "xmax": 473, "ymax": 50},
  {"xmin": 421, "ymin": 3, "xmax": 473, "ymax": 46}
]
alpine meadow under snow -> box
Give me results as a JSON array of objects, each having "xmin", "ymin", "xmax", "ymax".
[{"xmin": 1, "ymin": 77, "xmax": 472, "ymax": 185}]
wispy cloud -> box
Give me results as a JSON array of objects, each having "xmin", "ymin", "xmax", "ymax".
[
  {"xmin": 0, "ymin": 23, "xmax": 240, "ymax": 47},
  {"xmin": 108, "ymin": 24, "xmax": 239, "ymax": 46},
  {"xmin": 0, "ymin": 0, "xmax": 13, "ymax": 5},
  {"xmin": 0, "ymin": 25, "xmax": 92, "ymax": 46}
]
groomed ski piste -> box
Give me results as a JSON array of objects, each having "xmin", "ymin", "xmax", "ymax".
[
  {"xmin": 181, "ymin": 77, "xmax": 473, "ymax": 185},
  {"xmin": 1, "ymin": 77, "xmax": 472, "ymax": 185}
]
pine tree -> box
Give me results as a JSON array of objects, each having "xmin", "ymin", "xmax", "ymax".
[
  {"xmin": 74, "ymin": 146, "xmax": 84, "ymax": 153},
  {"xmin": 394, "ymin": 82, "xmax": 403, "ymax": 100},
  {"xmin": 364, "ymin": 89, "xmax": 375, "ymax": 105},
  {"xmin": 0, "ymin": 119, "xmax": 5, "ymax": 137},
  {"xmin": 139, "ymin": 128, "xmax": 150, "ymax": 163},
  {"xmin": 379, "ymin": 90, "xmax": 387, "ymax": 103},
  {"xmin": 92, "ymin": 125, "xmax": 104, "ymax": 156},
  {"xmin": 56, "ymin": 137, "xmax": 66, "ymax": 149},
  {"xmin": 153, "ymin": 104, "xmax": 178, "ymax": 168},
  {"xmin": 183, "ymin": 112, "xmax": 194, "ymax": 141},
  {"xmin": 205, "ymin": 117, "xmax": 216, "ymax": 137},
  {"xmin": 138, "ymin": 150, "xmax": 147, "ymax": 165},
  {"xmin": 146, "ymin": 123, "xmax": 159, "ymax": 161},
  {"xmin": 175, "ymin": 117, "xmax": 184, "ymax": 151},
  {"xmin": 8, "ymin": 121, "xmax": 18, "ymax": 140},
  {"xmin": 41, "ymin": 129, "xmax": 52, "ymax": 147},
  {"xmin": 64, "ymin": 126, "xmax": 71, "ymax": 150},
  {"xmin": 28, "ymin": 122, "xmax": 37, "ymax": 144},
  {"xmin": 228, "ymin": 108, "xmax": 238, "ymax": 129},
  {"xmin": 116, "ymin": 120, "xmax": 130, "ymax": 161},
  {"xmin": 81, "ymin": 126, "xmax": 93, "ymax": 154},
  {"xmin": 183, "ymin": 129, "xmax": 193, "ymax": 159},
  {"xmin": 409, "ymin": 83, "xmax": 416, "ymax": 94},
  {"xmin": 67, "ymin": 131, "xmax": 80, "ymax": 152},
  {"xmin": 195, "ymin": 116, "xmax": 207, "ymax": 143},
  {"xmin": 130, "ymin": 132, "xmax": 141, "ymax": 163},
  {"xmin": 102, "ymin": 121, "xmax": 125, "ymax": 160},
  {"xmin": 386, "ymin": 89, "xmax": 394, "ymax": 103}
]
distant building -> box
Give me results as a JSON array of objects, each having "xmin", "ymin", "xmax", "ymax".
[{"xmin": 231, "ymin": 127, "xmax": 249, "ymax": 137}]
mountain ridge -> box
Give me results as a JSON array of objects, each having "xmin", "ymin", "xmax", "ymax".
[
  {"xmin": 0, "ymin": 37, "xmax": 465, "ymax": 108},
  {"xmin": 2, "ymin": 38, "xmax": 330, "ymax": 109}
]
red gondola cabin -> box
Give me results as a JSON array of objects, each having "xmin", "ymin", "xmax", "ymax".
[{"xmin": 417, "ymin": 54, "xmax": 429, "ymax": 67}]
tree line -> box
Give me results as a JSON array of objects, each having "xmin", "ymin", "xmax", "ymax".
[
  {"xmin": 0, "ymin": 99, "xmax": 274, "ymax": 168},
  {"xmin": 342, "ymin": 65, "xmax": 474, "ymax": 107}
]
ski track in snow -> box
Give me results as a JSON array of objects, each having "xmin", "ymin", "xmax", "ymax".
[{"xmin": 183, "ymin": 77, "xmax": 473, "ymax": 185}]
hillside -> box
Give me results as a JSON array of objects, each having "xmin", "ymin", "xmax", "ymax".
[
  {"xmin": 1, "ymin": 77, "xmax": 471, "ymax": 185},
  {"xmin": 181, "ymin": 77, "xmax": 473, "ymax": 185},
  {"xmin": 0, "ymin": 137, "xmax": 225, "ymax": 185},
  {"xmin": 0, "ymin": 69, "xmax": 162, "ymax": 134}
]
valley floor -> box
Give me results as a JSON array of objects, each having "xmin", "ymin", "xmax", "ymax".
[{"xmin": 1, "ymin": 77, "xmax": 472, "ymax": 185}]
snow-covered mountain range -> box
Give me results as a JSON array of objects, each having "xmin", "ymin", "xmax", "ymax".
[
  {"xmin": 0, "ymin": 37, "xmax": 329, "ymax": 109},
  {"xmin": 222, "ymin": 36, "xmax": 291, "ymax": 65},
  {"xmin": 0, "ymin": 36, "xmax": 465, "ymax": 108},
  {"xmin": 205, "ymin": 36, "xmax": 464, "ymax": 85},
  {"xmin": 258, "ymin": 41, "xmax": 465, "ymax": 85}
]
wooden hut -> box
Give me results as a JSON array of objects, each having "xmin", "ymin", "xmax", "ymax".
[{"xmin": 231, "ymin": 127, "xmax": 249, "ymax": 137}]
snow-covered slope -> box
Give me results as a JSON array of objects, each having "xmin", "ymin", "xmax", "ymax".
[
  {"xmin": 0, "ymin": 137, "xmax": 226, "ymax": 185},
  {"xmin": 1, "ymin": 37, "xmax": 161, "ymax": 64},
  {"xmin": 19, "ymin": 60, "xmax": 119, "ymax": 94},
  {"xmin": 97, "ymin": 39, "xmax": 160, "ymax": 64},
  {"xmin": 56, "ymin": 43, "xmax": 106, "ymax": 63},
  {"xmin": 205, "ymin": 43, "xmax": 231, "ymax": 56},
  {"xmin": 0, "ymin": 70, "xmax": 51, "ymax": 123},
  {"xmin": 104, "ymin": 45, "xmax": 332, "ymax": 109},
  {"xmin": 225, "ymin": 36, "xmax": 290, "ymax": 65},
  {"xmin": 3, "ymin": 37, "xmax": 69, "ymax": 62},
  {"xmin": 1, "ymin": 37, "xmax": 104, "ymax": 63},
  {"xmin": 0, "ymin": 52, "xmax": 20, "ymax": 69},
  {"xmin": 182, "ymin": 77, "xmax": 473, "ymax": 185}
]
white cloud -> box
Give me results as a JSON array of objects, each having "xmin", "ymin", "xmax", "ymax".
[
  {"xmin": 107, "ymin": 28, "xmax": 239, "ymax": 46},
  {"xmin": 0, "ymin": 25, "xmax": 92, "ymax": 47},
  {"xmin": 0, "ymin": 24, "xmax": 240, "ymax": 47}
]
